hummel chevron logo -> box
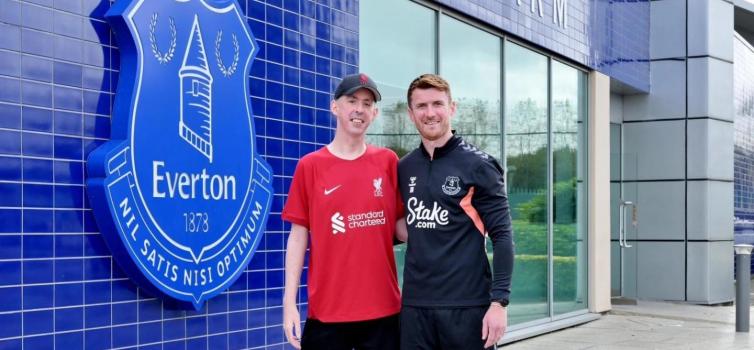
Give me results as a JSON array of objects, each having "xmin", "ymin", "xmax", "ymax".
[
  {"xmin": 331, "ymin": 212, "xmax": 345, "ymax": 234},
  {"xmin": 324, "ymin": 185, "xmax": 342, "ymax": 195}
]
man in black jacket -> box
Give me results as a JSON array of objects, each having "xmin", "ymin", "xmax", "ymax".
[{"xmin": 397, "ymin": 74, "xmax": 514, "ymax": 349}]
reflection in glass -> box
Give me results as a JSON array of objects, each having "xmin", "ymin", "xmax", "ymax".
[
  {"xmin": 551, "ymin": 61, "xmax": 588, "ymax": 316},
  {"xmin": 360, "ymin": 0, "xmax": 435, "ymax": 157},
  {"xmin": 734, "ymin": 35, "xmax": 754, "ymax": 247},
  {"xmin": 440, "ymin": 15, "xmax": 502, "ymax": 160},
  {"xmin": 360, "ymin": 0, "xmax": 436, "ymax": 287},
  {"xmin": 360, "ymin": 2, "xmax": 590, "ymax": 325},
  {"xmin": 505, "ymin": 42, "xmax": 550, "ymax": 325}
]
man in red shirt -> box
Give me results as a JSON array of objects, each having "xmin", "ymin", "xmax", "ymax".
[{"xmin": 281, "ymin": 73, "xmax": 402, "ymax": 349}]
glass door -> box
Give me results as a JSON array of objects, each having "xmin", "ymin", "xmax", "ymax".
[{"xmin": 610, "ymin": 123, "xmax": 639, "ymax": 300}]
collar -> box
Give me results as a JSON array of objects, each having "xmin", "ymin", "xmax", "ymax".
[{"xmin": 419, "ymin": 132, "xmax": 462, "ymax": 160}]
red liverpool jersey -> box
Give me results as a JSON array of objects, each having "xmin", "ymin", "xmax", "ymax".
[{"xmin": 282, "ymin": 145, "xmax": 403, "ymax": 322}]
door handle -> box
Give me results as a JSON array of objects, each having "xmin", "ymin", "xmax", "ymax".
[
  {"xmin": 621, "ymin": 200, "xmax": 634, "ymax": 248},
  {"xmin": 618, "ymin": 201, "xmax": 625, "ymax": 248}
]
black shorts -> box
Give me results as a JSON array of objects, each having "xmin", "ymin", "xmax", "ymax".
[
  {"xmin": 301, "ymin": 313, "xmax": 400, "ymax": 350},
  {"xmin": 400, "ymin": 306, "xmax": 493, "ymax": 350}
]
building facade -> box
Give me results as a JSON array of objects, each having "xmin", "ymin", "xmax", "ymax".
[{"xmin": 0, "ymin": 0, "xmax": 752, "ymax": 348}]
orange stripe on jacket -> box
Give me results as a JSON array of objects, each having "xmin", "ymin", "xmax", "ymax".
[{"xmin": 460, "ymin": 186, "xmax": 486, "ymax": 236}]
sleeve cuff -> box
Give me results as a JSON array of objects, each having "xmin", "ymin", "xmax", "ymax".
[{"xmin": 490, "ymin": 298, "xmax": 509, "ymax": 307}]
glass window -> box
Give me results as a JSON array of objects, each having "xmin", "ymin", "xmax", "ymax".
[
  {"xmin": 551, "ymin": 60, "xmax": 588, "ymax": 315},
  {"xmin": 360, "ymin": 0, "xmax": 436, "ymax": 287},
  {"xmin": 505, "ymin": 41, "xmax": 550, "ymax": 325},
  {"xmin": 360, "ymin": 0, "xmax": 435, "ymax": 157},
  {"xmin": 360, "ymin": 1, "xmax": 590, "ymax": 326},
  {"xmin": 439, "ymin": 15, "xmax": 502, "ymax": 160}
]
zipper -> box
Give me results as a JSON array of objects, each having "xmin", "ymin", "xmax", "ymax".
[{"xmin": 425, "ymin": 156, "xmax": 432, "ymax": 193}]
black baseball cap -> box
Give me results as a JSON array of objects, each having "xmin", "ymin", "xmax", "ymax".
[{"xmin": 333, "ymin": 73, "xmax": 382, "ymax": 101}]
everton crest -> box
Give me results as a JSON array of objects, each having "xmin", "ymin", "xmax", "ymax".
[
  {"xmin": 86, "ymin": 0, "xmax": 272, "ymax": 310},
  {"xmin": 442, "ymin": 176, "xmax": 461, "ymax": 196}
]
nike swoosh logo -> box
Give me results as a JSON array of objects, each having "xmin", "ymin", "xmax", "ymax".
[{"xmin": 324, "ymin": 185, "xmax": 342, "ymax": 195}]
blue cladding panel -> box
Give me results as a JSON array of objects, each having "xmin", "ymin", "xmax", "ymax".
[
  {"xmin": 434, "ymin": 0, "xmax": 650, "ymax": 92},
  {"xmin": 0, "ymin": 0, "xmax": 346, "ymax": 348}
]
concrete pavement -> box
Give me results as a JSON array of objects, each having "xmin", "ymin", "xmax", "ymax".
[{"xmin": 505, "ymin": 301, "xmax": 754, "ymax": 349}]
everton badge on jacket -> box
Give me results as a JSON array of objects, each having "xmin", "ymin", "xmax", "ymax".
[
  {"xmin": 442, "ymin": 176, "xmax": 462, "ymax": 196},
  {"xmin": 86, "ymin": 0, "xmax": 272, "ymax": 310}
]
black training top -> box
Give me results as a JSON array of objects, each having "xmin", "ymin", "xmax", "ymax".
[{"xmin": 398, "ymin": 135, "xmax": 514, "ymax": 307}]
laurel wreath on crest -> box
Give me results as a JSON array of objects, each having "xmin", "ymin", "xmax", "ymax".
[
  {"xmin": 148, "ymin": 13, "xmax": 177, "ymax": 64},
  {"xmin": 215, "ymin": 30, "xmax": 240, "ymax": 77}
]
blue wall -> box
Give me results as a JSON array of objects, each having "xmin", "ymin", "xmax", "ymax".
[
  {"xmin": 434, "ymin": 0, "xmax": 650, "ymax": 92},
  {"xmin": 0, "ymin": 0, "xmax": 352, "ymax": 348}
]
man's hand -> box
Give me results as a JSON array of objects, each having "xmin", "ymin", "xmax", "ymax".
[
  {"xmin": 395, "ymin": 218, "xmax": 408, "ymax": 242},
  {"xmin": 283, "ymin": 301, "xmax": 302, "ymax": 349},
  {"xmin": 481, "ymin": 302, "xmax": 507, "ymax": 348}
]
